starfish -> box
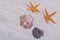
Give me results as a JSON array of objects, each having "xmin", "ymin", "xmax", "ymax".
[
  {"xmin": 44, "ymin": 9, "xmax": 56, "ymax": 24},
  {"xmin": 27, "ymin": 1, "xmax": 40, "ymax": 12}
]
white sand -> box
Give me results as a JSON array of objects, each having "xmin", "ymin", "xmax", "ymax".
[{"xmin": 0, "ymin": 0, "xmax": 60, "ymax": 40}]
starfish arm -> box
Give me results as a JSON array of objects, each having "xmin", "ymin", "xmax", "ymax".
[
  {"xmin": 35, "ymin": 3, "xmax": 40, "ymax": 8},
  {"xmin": 27, "ymin": 8, "xmax": 31, "ymax": 10},
  {"xmin": 49, "ymin": 11, "xmax": 57, "ymax": 17},
  {"xmin": 44, "ymin": 16, "xmax": 48, "ymax": 23},
  {"xmin": 27, "ymin": 8, "xmax": 35, "ymax": 12},
  {"xmin": 35, "ymin": 9, "xmax": 40, "ymax": 12},
  {"xmin": 30, "ymin": 1, "xmax": 34, "ymax": 7},
  {"xmin": 49, "ymin": 17, "xmax": 56, "ymax": 24},
  {"xmin": 44, "ymin": 9, "xmax": 49, "ymax": 16}
]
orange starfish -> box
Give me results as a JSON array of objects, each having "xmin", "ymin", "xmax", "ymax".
[
  {"xmin": 44, "ymin": 9, "xmax": 56, "ymax": 24},
  {"xmin": 27, "ymin": 1, "xmax": 40, "ymax": 12}
]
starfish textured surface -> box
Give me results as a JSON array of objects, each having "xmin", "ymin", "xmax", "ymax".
[
  {"xmin": 44, "ymin": 9, "xmax": 56, "ymax": 24},
  {"xmin": 27, "ymin": 1, "xmax": 40, "ymax": 12}
]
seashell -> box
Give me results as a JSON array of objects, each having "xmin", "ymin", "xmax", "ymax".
[{"xmin": 20, "ymin": 14, "xmax": 34, "ymax": 29}]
